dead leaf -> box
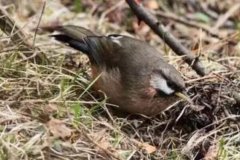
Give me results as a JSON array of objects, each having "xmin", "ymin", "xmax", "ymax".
[
  {"xmin": 141, "ymin": 142, "xmax": 157, "ymax": 154},
  {"xmin": 47, "ymin": 118, "xmax": 72, "ymax": 138},
  {"xmin": 38, "ymin": 104, "xmax": 59, "ymax": 123},
  {"xmin": 132, "ymin": 139, "xmax": 157, "ymax": 154},
  {"xmin": 144, "ymin": 0, "xmax": 159, "ymax": 10},
  {"xmin": 90, "ymin": 129, "xmax": 114, "ymax": 152},
  {"xmin": 87, "ymin": 130, "xmax": 121, "ymax": 159},
  {"xmin": 182, "ymin": 129, "xmax": 206, "ymax": 156},
  {"xmin": 132, "ymin": 20, "xmax": 152, "ymax": 40},
  {"xmin": 44, "ymin": 104, "xmax": 58, "ymax": 114},
  {"xmin": 203, "ymin": 145, "xmax": 218, "ymax": 160}
]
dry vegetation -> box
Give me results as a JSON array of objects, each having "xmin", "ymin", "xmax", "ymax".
[{"xmin": 0, "ymin": 0, "xmax": 239, "ymax": 159}]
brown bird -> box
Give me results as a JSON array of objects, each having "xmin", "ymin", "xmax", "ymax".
[{"xmin": 48, "ymin": 25, "xmax": 186, "ymax": 116}]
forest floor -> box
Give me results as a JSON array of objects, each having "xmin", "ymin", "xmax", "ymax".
[{"xmin": 0, "ymin": 0, "xmax": 239, "ymax": 159}]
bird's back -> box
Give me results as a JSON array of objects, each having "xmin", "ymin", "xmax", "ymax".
[{"xmin": 49, "ymin": 25, "xmax": 185, "ymax": 115}]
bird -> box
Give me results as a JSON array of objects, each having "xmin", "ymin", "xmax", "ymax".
[{"xmin": 46, "ymin": 25, "xmax": 186, "ymax": 116}]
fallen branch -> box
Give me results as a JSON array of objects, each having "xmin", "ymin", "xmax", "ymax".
[{"xmin": 126, "ymin": 0, "xmax": 206, "ymax": 76}]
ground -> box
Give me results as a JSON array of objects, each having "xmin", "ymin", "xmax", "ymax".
[{"xmin": 0, "ymin": 0, "xmax": 239, "ymax": 160}]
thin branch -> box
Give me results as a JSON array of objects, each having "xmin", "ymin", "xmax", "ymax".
[
  {"xmin": 32, "ymin": 1, "xmax": 46, "ymax": 47},
  {"xmin": 154, "ymin": 10, "xmax": 222, "ymax": 39},
  {"xmin": 213, "ymin": 3, "xmax": 240, "ymax": 31},
  {"xmin": 126, "ymin": 0, "xmax": 206, "ymax": 76}
]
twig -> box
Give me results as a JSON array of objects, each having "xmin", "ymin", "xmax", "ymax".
[
  {"xmin": 0, "ymin": 6, "xmax": 49, "ymax": 64},
  {"xmin": 213, "ymin": 3, "xmax": 240, "ymax": 31},
  {"xmin": 17, "ymin": 1, "xmax": 46, "ymax": 64},
  {"xmin": 32, "ymin": 1, "xmax": 46, "ymax": 47},
  {"xmin": 77, "ymin": 125, "xmax": 122, "ymax": 160},
  {"xmin": 98, "ymin": 0, "xmax": 125, "ymax": 26},
  {"xmin": 214, "ymin": 81, "xmax": 224, "ymax": 113},
  {"xmin": 154, "ymin": 10, "xmax": 222, "ymax": 39},
  {"xmin": 190, "ymin": 1, "xmax": 234, "ymax": 28},
  {"xmin": 185, "ymin": 71, "xmax": 237, "ymax": 84},
  {"xmin": 126, "ymin": 0, "xmax": 206, "ymax": 76},
  {"xmin": 233, "ymin": 92, "xmax": 240, "ymax": 105}
]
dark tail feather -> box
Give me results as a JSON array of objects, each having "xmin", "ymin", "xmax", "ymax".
[
  {"xmin": 42, "ymin": 25, "xmax": 97, "ymax": 37},
  {"xmin": 44, "ymin": 25, "xmax": 102, "ymax": 64},
  {"xmin": 51, "ymin": 25, "xmax": 97, "ymax": 40},
  {"xmin": 43, "ymin": 25, "xmax": 98, "ymax": 54},
  {"xmin": 50, "ymin": 34, "xmax": 90, "ymax": 54}
]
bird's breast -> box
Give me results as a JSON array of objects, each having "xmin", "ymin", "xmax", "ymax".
[{"xmin": 90, "ymin": 65, "xmax": 123, "ymax": 103}]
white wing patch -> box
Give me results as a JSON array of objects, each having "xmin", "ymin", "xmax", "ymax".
[
  {"xmin": 109, "ymin": 35, "xmax": 123, "ymax": 46},
  {"xmin": 150, "ymin": 74, "xmax": 175, "ymax": 95}
]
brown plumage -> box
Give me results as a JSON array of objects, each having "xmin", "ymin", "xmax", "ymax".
[{"xmin": 48, "ymin": 25, "xmax": 185, "ymax": 116}]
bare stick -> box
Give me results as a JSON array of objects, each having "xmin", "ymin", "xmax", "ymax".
[
  {"xmin": 126, "ymin": 0, "xmax": 206, "ymax": 76},
  {"xmin": 32, "ymin": 1, "xmax": 46, "ymax": 47}
]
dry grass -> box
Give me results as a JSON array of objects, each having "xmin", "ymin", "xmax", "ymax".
[{"xmin": 0, "ymin": 0, "xmax": 239, "ymax": 160}]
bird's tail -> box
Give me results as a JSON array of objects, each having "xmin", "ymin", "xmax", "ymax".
[{"xmin": 43, "ymin": 25, "xmax": 98, "ymax": 54}]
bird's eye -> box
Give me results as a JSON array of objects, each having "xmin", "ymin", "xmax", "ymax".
[
  {"xmin": 156, "ymin": 89, "xmax": 170, "ymax": 97},
  {"xmin": 108, "ymin": 34, "xmax": 122, "ymax": 38},
  {"xmin": 167, "ymin": 81, "xmax": 183, "ymax": 92},
  {"xmin": 167, "ymin": 81, "xmax": 175, "ymax": 89}
]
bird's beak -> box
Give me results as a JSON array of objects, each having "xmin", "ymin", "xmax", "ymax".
[{"xmin": 175, "ymin": 92, "xmax": 193, "ymax": 104}]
